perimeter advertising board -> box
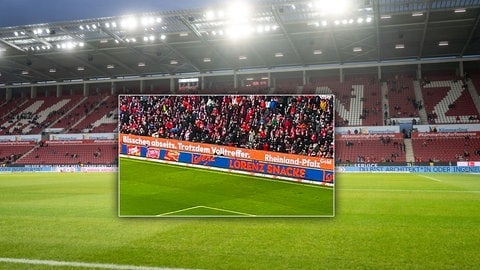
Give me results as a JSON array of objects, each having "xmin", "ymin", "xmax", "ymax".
[{"xmin": 118, "ymin": 94, "xmax": 335, "ymax": 217}]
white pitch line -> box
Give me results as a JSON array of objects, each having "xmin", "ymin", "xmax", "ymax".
[
  {"xmin": 156, "ymin": 206, "xmax": 203, "ymax": 216},
  {"xmin": 199, "ymin": 205, "xmax": 257, "ymax": 217},
  {"xmin": 419, "ymin": 175, "xmax": 442, "ymax": 182},
  {"xmin": 0, "ymin": 257, "xmax": 199, "ymax": 270}
]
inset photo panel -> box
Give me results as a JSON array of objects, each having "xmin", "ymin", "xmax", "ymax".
[{"xmin": 118, "ymin": 95, "xmax": 335, "ymax": 217}]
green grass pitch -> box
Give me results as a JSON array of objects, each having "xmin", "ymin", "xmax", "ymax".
[
  {"xmin": 0, "ymin": 171, "xmax": 479, "ymax": 269},
  {"xmin": 118, "ymin": 157, "xmax": 334, "ymax": 217}
]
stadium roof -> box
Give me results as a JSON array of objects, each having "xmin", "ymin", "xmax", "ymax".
[{"xmin": 1, "ymin": 0, "xmax": 480, "ymax": 85}]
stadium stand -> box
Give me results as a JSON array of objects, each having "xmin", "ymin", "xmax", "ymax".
[
  {"xmin": 1, "ymin": 70, "xmax": 480, "ymax": 166},
  {"xmin": 411, "ymin": 135, "xmax": 480, "ymax": 163},
  {"xmin": 336, "ymin": 135, "xmax": 406, "ymax": 163},
  {"xmin": 119, "ymin": 95, "xmax": 334, "ymax": 158},
  {"xmin": 18, "ymin": 141, "xmax": 117, "ymax": 165}
]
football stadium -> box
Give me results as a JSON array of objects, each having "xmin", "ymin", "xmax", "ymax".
[{"xmin": 1, "ymin": 0, "xmax": 480, "ymax": 269}]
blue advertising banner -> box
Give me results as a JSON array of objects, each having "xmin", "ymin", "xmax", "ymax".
[
  {"xmin": 337, "ymin": 166, "xmax": 480, "ymax": 173},
  {"xmin": 121, "ymin": 145, "xmax": 333, "ymax": 184}
]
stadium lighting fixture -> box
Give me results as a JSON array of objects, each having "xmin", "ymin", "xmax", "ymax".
[
  {"xmin": 170, "ymin": 59, "xmax": 178, "ymax": 65},
  {"xmin": 49, "ymin": 68, "xmax": 56, "ymax": 73},
  {"xmin": 380, "ymin": 14, "xmax": 392, "ymax": 19},
  {"xmin": 138, "ymin": 62, "xmax": 146, "ymax": 67},
  {"xmin": 314, "ymin": 0, "xmax": 350, "ymax": 15},
  {"xmin": 454, "ymin": 8, "xmax": 466, "ymax": 13},
  {"xmin": 105, "ymin": 22, "xmax": 110, "ymax": 28},
  {"xmin": 203, "ymin": 57, "xmax": 212, "ymax": 63},
  {"xmin": 321, "ymin": 20, "xmax": 328, "ymax": 26},
  {"xmin": 77, "ymin": 66, "xmax": 85, "ymax": 71},
  {"xmin": 357, "ymin": 17, "xmax": 364, "ymax": 23},
  {"xmin": 365, "ymin": 17, "xmax": 373, "ymax": 23},
  {"xmin": 21, "ymin": 70, "xmax": 29, "ymax": 75},
  {"xmin": 160, "ymin": 34, "xmax": 166, "ymax": 40},
  {"xmin": 14, "ymin": 31, "xmax": 18, "ymax": 36},
  {"xmin": 334, "ymin": 20, "xmax": 340, "ymax": 25},
  {"xmin": 79, "ymin": 25, "xmax": 84, "ymax": 30},
  {"xmin": 313, "ymin": 49, "xmax": 322, "ymax": 55},
  {"xmin": 91, "ymin": 24, "xmax": 97, "ymax": 29},
  {"xmin": 238, "ymin": 55, "xmax": 247, "ymax": 60},
  {"xmin": 353, "ymin": 47, "xmax": 362, "ymax": 52},
  {"xmin": 121, "ymin": 17, "xmax": 138, "ymax": 30},
  {"xmin": 206, "ymin": 10, "xmax": 215, "ymax": 20},
  {"xmin": 395, "ymin": 44, "xmax": 405, "ymax": 49},
  {"xmin": 107, "ymin": 64, "xmax": 115, "ymax": 69},
  {"xmin": 438, "ymin": 41, "xmax": 449, "ymax": 46},
  {"xmin": 412, "ymin": 12, "xmax": 423, "ymax": 17},
  {"xmin": 141, "ymin": 16, "xmax": 155, "ymax": 26},
  {"xmin": 274, "ymin": 52, "xmax": 284, "ymax": 58},
  {"xmin": 179, "ymin": 32, "xmax": 189, "ymax": 37}
]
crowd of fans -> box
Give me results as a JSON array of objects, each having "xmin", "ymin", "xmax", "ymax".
[{"xmin": 119, "ymin": 95, "xmax": 334, "ymax": 158}]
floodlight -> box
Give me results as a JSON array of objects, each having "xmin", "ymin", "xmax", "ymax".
[
  {"xmin": 21, "ymin": 70, "xmax": 29, "ymax": 75},
  {"xmin": 206, "ymin": 10, "xmax": 215, "ymax": 20},
  {"xmin": 203, "ymin": 57, "xmax": 212, "ymax": 62},
  {"xmin": 395, "ymin": 44, "xmax": 405, "ymax": 49},
  {"xmin": 149, "ymin": 35, "xmax": 155, "ymax": 41},
  {"xmin": 107, "ymin": 64, "xmax": 115, "ymax": 69},
  {"xmin": 366, "ymin": 17, "xmax": 373, "ymax": 23},
  {"xmin": 143, "ymin": 36, "xmax": 149, "ymax": 42},
  {"xmin": 380, "ymin": 14, "xmax": 391, "ymax": 19},
  {"xmin": 274, "ymin": 52, "xmax": 284, "ymax": 58},
  {"xmin": 141, "ymin": 17, "xmax": 155, "ymax": 26},
  {"xmin": 313, "ymin": 49, "xmax": 322, "ymax": 55},
  {"xmin": 77, "ymin": 66, "xmax": 85, "ymax": 71},
  {"xmin": 160, "ymin": 34, "xmax": 166, "ymax": 40},
  {"xmin": 121, "ymin": 17, "xmax": 138, "ymax": 30},
  {"xmin": 111, "ymin": 22, "xmax": 117, "ymax": 28},
  {"xmin": 14, "ymin": 31, "xmax": 18, "ymax": 36},
  {"xmin": 315, "ymin": 0, "xmax": 350, "ymax": 15},
  {"xmin": 342, "ymin": 19, "xmax": 348, "ymax": 25},
  {"xmin": 454, "ymin": 8, "xmax": 466, "ymax": 13},
  {"xmin": 357, "ymin": 17, "xmax": 364, "ymax": 23},
  {"xmin": 79, "ymin": 25, "xmax": 84, "ymax": 30},
  {"xmin": 438, "ymin": 41, "xmax": 449, "ymax": 46},
  {"xmin": 170, "ymin": 59, "xmax": 178, "ymax": 65},
  {"xmin": 105, "ymin": 22, "xmax": 110, "ymax": 28},
  {"xmin": 49, "ymin": 68, "xmax": 56, "ymax": 73},
  {"xmin": 321, "ymin": 21, "xmax": 328, "ymax": 26},
  {"xmin": 334, "ymin": 20, "xmax": 340, "ymax": 25},
  {"xmin": 412, "ymin": 12, "xmax": 423, "ymax": 17},
  {"xmin": 91, "ymin": 24, "xmax": 97, "ymax": 29},
  {"xmin": 138, "ymin": 62, "xmax": 146, "ymax": 67},
  {"xmin": 353, "ymin": 47, "xmax": 362, "ymax": 52}
]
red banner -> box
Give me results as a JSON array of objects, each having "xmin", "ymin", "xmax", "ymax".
[{"xmin": 120, "ymin": 133, "xmax": 334, "ymax": 170}]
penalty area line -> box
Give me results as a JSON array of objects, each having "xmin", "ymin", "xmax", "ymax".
[
  {"xmin": 156, "ymin": 206, "xmax": 203, "ymax": 216},
  {"xmin": 156, "ymin": 205, "xmax": 256, "ymax": 217},
  {"xmin": 0, "ymin": 257, "xmax": 199, "ymax": 270},
  {"xmin": 199, "ymin": 205, "xmax": 257, "ymax": 216}
]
